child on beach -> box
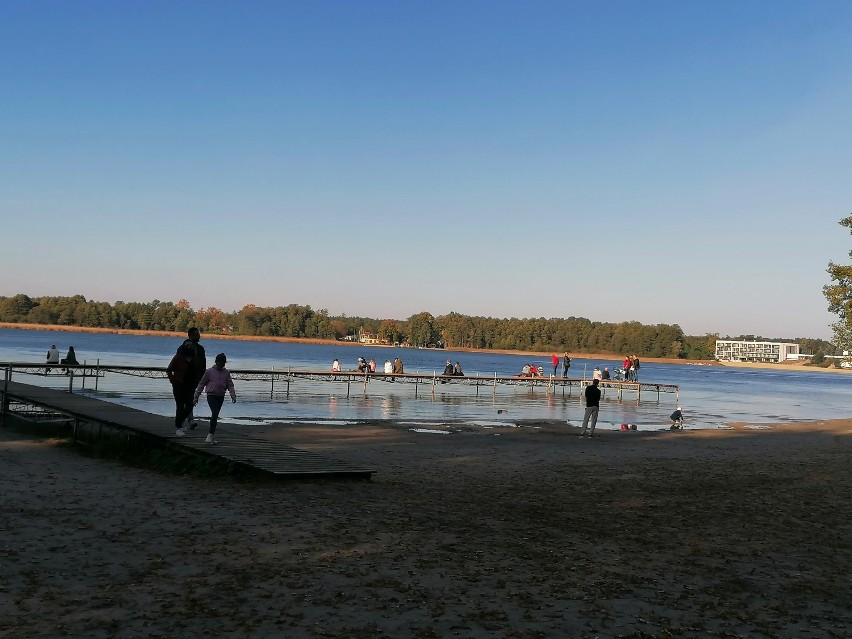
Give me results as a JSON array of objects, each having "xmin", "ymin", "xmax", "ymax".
[
  {"xmin": 670, "ymin": 407, "xmax": 684, "ymax": 429},
  {"xmin": 193, "ymin": 353, "xmax": 237, "ymax": 444}
]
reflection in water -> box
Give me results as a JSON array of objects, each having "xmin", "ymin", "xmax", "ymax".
[{"xmin": 380, "ymin": 395, "xmax": 401, "ymax": 419}]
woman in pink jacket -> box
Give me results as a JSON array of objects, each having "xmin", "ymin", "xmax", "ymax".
[{"xmin": 193, "ymin": 353, "xmax": 237, "ymax": 444}]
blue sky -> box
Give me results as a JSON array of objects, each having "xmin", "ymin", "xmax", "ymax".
[{"xmin": 2, "ymin": 1, "xmax": 851, "ymax": 339}]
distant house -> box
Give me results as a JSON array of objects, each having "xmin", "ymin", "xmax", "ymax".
[
  {"xmin": 715, "ymin": 340, "xmax": 800, "ymax": 363},
  {"xmin": 358, "ymin": 329, "xmax": 383, "ymax": 345}
]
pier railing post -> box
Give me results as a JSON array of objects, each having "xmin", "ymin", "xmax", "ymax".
[{"xmin": 0, "ymin": 366, "xmax": 9, "ymax": 428}]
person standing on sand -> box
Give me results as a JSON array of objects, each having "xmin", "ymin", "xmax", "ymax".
[
  {"xmin": 579, "ymin": 379, "xmax": 601, "ymax": 437},
  {"xmin": 167, "ymin": 340, "xmax": 196, "ymax": 437},
  {"xmin": 194, "ymin": 353, "xmax": 236, "ymax": 445}
]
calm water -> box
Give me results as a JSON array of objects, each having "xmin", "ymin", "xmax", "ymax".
[{"xmin": 1, "ymin": 328, "xmax": 849, "ymax": 431}]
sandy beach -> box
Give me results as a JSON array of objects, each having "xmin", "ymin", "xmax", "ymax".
[{"xmin": 2, "ymin": 417, "xmax": 851, "ymax": 638}]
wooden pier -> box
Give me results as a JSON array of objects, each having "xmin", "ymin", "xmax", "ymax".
[
  {"xmin": 0, "ymin": 379, "xmax": 374, "ymax": 480},
  {"xmin": 2, "ymin": 362, "xmax": 679, "ymax": 403}
]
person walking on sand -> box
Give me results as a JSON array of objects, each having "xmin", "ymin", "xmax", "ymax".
[
  {"xmin": 194, "ymin": 353, "xmax": 236, "ymax": 445},
  {"xmin": 167, "ymin": 340, "xmax": 197, "ymax": 437},
  {"xmin": 579, "ymin": 379, "xmax": 601, "ymax": 437}
]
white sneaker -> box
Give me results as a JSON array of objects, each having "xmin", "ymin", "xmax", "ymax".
[
  {"xmin": 205, "ymin": 434, "xmax": 216, "ymax": 444},
  {"xmin": 175, "ymin": 428, "xmax": 186, "ymax": 437}
]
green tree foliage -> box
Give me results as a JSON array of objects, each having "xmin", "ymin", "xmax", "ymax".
[
  {"xmin": 406, "ymin": 312, "xmax": 437, "ymax": 347},
  {"xmin": 825, "ymin": 214, "xmax": 852, "ymax": 353},
  {"xmin": 0, "ymin": 293, "xmax": 824, "ymax": 359}
]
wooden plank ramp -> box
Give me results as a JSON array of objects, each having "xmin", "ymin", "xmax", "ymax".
[{"xmin": 0, "ymin": 380, "xmax": 374, "ymax": 480}]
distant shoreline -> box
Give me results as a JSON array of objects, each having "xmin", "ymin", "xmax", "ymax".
[{"xmin": 0, "ymin": 321, "xmax": 845, "ymax": 374}]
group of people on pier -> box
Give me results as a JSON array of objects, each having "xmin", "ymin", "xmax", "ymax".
[
  {"xmin": 336, "ymin": 356, "xmax": 405, "ymax": 376},
  {"xmin": 45, "ymin": 344, "xmax": 78, "ymax": 374}
]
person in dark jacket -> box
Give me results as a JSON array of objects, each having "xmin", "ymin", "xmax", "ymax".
[
  {"xmin": 178, "ymin": 327, "xmax": 206, "ymax": 431},
  {"xmin": 167, "ymin": 340, "xmax": 197, "ymax": 437},
  {"xmin": 579, "ymin": 379, "xmax": 601, "ymax": 437}
]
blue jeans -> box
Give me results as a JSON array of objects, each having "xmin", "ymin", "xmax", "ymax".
[{"xmin": 207, "ymin": 395, "xmax": 225, "ymax": 434}]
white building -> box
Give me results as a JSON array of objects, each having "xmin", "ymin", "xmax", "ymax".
[{"xmin": 715, "ymin": 340, "xmax": 800, "ymax": 363}]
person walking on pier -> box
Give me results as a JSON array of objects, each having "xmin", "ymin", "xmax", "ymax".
[
  {"xmin": 579, "ymin": 379, "xmax": 601, "ymax": 437},
  {"xmin": 551, "ymin": 354, "xmax": 559, "ymax": 376},
  {"xmin": 180, "ymin": 327, "xmax": 207, "ymax": 431},
  {"xmin": 167, "ymin": 340, "xmax": 197, "ymax": 436},
  {"xmin": 194, "ymin": 353, "xmax": 236, "ymax": 445}
]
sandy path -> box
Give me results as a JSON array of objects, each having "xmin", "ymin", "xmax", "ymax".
[{"xmin": 2, "ymin": 420, "xmax": 851, "ymax": 638}]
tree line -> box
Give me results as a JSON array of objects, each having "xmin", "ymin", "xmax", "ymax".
[{"xmin": 0, "ymin": 294, "xmax": 834, "ymax": 359}]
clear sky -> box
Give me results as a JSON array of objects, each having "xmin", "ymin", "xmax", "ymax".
[{"xmin": 2, "ymin": 1, "xmax": 851, "ymax": 339}]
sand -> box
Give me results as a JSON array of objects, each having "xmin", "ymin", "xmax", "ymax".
[{"xmin": 2, "ymin": 419, "xmax": 851, "ymax": 638}]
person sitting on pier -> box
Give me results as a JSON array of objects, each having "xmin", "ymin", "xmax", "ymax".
[
  {"xmin": 442, "ymin": 360, "xmax": 454, "ymax": 380},
  {"xmin": 453, "ymin": 361, "xmax": 464, "ymax": 376},
  {"xmin": 45, "ymin": 344, "xmax": 60, "ymax": 374},
  {"xmin": 331, "ymin": 358, "xmax": 341, "ymax": 373},
  {"xmin": 59, "ymin": 346, "xmax": 79, "ymax": 374},
  {"xmin": 61, "ymin": 346, "xmax": 78, "ymax": 366},
  {"xmin": 601, "ymin": 367, "xmax": 610, "ymax": 380},
  {"xmin": 592, "ymin": 367, "xmax": 602, "ymax": 381},
  {"xmin": 520, "ymin": 364, "xmax": 531, "ymax": 377},
  {"xmin": 392, "ymin": 357, "xmax": 404, "ymax": 374},
  {"xmin": 384, "ymin": 359, "xmax": 393, "ymax": 375},
  {"xmin": 357, "ymin": 357, "xmax": 369, "ymax": 373}
]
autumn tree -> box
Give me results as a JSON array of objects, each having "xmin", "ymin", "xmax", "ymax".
[{"xmin": 824, "ymin": 215, "xmax": 852, "ymax": 354}]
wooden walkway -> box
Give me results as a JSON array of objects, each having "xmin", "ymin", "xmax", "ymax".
[
  {"xmin": 1, "ymin": 362, "xmax": 680, "ymax": 402},
  {"xmin": 0, "ymin": 380, "xmax": 374, "ymax": 480}
]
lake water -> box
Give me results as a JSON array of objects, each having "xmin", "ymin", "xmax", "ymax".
[{"xmin": 1, "ymin": 328, "xmax": 849, "ymax": 431}]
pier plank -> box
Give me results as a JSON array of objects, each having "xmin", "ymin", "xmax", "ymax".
[{"xmin": 0, "ymin": 381, "xmax": 374, "ymax": 479}]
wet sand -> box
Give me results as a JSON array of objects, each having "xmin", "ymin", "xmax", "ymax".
[{"xmin": 2, "ymin": 419, "xmax": 851, "ymax": 638}]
